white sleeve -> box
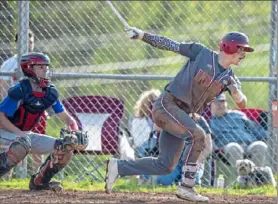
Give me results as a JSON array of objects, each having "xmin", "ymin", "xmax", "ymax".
[
  {"xmin": 0, "ymin": 56, "xmax": 18, "ymax": 72},
  {"xmin": 0, "ymin": 56, "xmax": 18, "ymax": 81}
]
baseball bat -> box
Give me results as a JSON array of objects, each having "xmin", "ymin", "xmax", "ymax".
[{"xmin": 105, "ymin": 1, "xmax": 130, "ymax": 28}]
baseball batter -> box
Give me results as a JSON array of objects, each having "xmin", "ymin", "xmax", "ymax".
[{"xmin": 105, "ymin": 27, "xmax": 253, "ymax": 202}]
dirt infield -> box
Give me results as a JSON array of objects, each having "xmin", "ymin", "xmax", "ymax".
[{"xmin": 0, "ymin": 190, "xmax": 276, "ymax": 203}]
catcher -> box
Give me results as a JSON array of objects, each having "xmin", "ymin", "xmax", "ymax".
[
  {"xmin": 0, "ymin": 52, "xmax": 88, "ymax": 191},
  {"xmin": 105, "ymin": 28, "xmax": 254, "ymax": 202}
]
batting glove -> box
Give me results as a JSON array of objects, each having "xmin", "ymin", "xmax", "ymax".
[{"xmin": 125, "ymin": 26, "xmax": 144, "ymax": 40}]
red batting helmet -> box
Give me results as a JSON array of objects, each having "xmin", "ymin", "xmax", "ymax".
[
  {"xmin": 220, "ymin": 32, "xmax": 254, "ymax": 55},
  {"xmin": 20, "ymin": 52, "xmax": 51, "ymax": 88}
]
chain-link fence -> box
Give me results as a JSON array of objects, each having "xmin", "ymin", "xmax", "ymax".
[{"xmin": 0, "ymin": 1, "xmax": 277, "ymax": 190}]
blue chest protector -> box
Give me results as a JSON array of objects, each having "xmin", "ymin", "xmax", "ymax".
[{"xmin": 7, "ymin": 79, "xmax": 59, "ymax": 131}]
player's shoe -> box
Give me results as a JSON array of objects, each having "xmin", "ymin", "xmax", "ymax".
[
  {"xmin": 176, "ymin": 185, "xmax": 209, "ymax": 202},
  {"xmin": 29, "ymin": 175, "xmax": 63, "ymax": 192},
  {"xmin": 105, "ymin": 158, "xmax": 119, "ymax": 194}
]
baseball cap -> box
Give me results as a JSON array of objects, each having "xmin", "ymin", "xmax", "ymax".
[{"xmin": 214, "ymin": 93, "xmax": 226, "ymax": 102}]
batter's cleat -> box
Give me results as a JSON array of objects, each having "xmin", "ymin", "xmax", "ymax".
[
  {"xmin": 176, "ymin": 185, "xmax": 209, "ymax": 202},
  {"xmin": 29, "ymin": 175, "xmax": 63, "ymax": 192},
  {"xmin": 105, "ymin": 158, "xmax": 119, "ymax": 194}
]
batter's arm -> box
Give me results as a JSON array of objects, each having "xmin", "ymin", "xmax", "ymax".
[
  {"xmin": 227, "ymin": 75, "xmax": 247, "ymax": 108},
  {"xmin": 142, "ymin": 33, "xmax": 203, "ymax": 59},
  {"xmin": 232, "ymin": 90, "xmax": 247, "ymax": 109},
  {"xmin": 125, "ymin": 27, "xmax": 203, "ymax": 59},
  {"xmin": 142, "ymin": 33, "xmax": 180, "ymax": 53}
]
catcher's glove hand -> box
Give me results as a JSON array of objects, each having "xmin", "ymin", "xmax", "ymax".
[{"xmin": 60, "ymin": 128, "xmax": 88, "ymax": 151}]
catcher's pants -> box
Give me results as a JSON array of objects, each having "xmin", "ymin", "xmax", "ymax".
[
  {"xmin": 118, "ymin": 91, "xmax": 206, "ymax": 176},
  {"xmin": 0, "ymin": 128, "xmax": 56, "ymax": 155},
  {"xmin": 0, "ymin": 128, "xmax": 58, "ymax": 178}
]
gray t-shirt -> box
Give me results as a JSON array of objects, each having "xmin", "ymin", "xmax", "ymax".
[{"xmin": 166, "ymin": 42, "xmax": 241, "ymax": 114}]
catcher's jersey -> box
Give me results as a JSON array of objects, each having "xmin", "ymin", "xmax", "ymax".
[{"xmin": 166, "ymin": 43, "xmax": 241, "ymax": 114}]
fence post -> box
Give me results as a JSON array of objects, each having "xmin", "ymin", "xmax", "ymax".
[
  {"xmin": 268, "ymin": 0, "xmax": 277, "ymax": 173},
  {"xmin": 15, "ymin": 0, "xmax": 29, "ymax": 81},
  {"xmin": 271, "ymin": 0, "xmax": 278, "ymax": 201},
  {"xmin": 14, "ymin": 0, "xmax": 29, "ymax": 179}
]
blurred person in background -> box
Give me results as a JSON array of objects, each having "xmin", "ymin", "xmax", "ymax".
[
  {"xmin": 209, "ymin": 93, "xmax": 268, "ymax": 169},
  {"xmin": 132, "ymin": 89, "xmax": 162, "ymax": 159},
  {"xmin": 0, "ymin": 30, "xmax": 34, "ymax": 100},
  {"xmin": 130, "ymin": 89, "xmax": 161, "ymax": 184}
]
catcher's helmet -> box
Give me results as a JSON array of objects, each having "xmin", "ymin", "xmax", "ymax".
[
  {"xmin": 20, "ymin": 52, "xmax": 51, "ymax": 88},
  {"xmin": 220, "ymin": 32, "xmax": 254, "ymax": 54}
]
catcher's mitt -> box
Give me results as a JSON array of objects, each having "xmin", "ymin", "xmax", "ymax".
[{"xmin": 60, "ymin": 128, "xmax": 88, "ymax": 151}]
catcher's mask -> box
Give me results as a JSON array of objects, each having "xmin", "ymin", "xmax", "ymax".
[{"xmin": 20, "ymin": 52, "xmax": 51, "ymax": 88}]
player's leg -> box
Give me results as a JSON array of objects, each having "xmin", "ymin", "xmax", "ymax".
[
  {"xmin": 195, "ymin": 133, "xmax": 212, "ymax": 185},
  {"xmin": 153, "ymin": 91, "xmax": 208, "ymax": 201},
  {"xmin": 118, "ymin": 130, "xmax": 185, "ymax": 175},
  {"xmin": 28, "ymin": 133, "xmax": 73, "ymax": 191},
  {"xmin": 105, "ymin": 130, "xmax": 185, "ymax": 193},
  {"xmin": 0, "ymin": 129, "xmax": 31, "ymax": 177},
  {"xmin": 0, "ymin": 146, "xmax": 13, "ymax": 181},
  {"xmin": 153, "ymin": 92, "xmax": 206, "ymax": 188},
  {"xmin": 106, "ymin": 91, "xmax": 198, "ymax": 175},
  {"xmin": 106, "ymin": 91, "xmax": 207, "ymax": 201},
  {"xmin": 176, "ymin": 130, "xmax": 208, "ymax": 202}
]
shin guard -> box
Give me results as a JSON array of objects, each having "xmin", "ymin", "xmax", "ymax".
[{"xmin": 33, "ymin": 139, "xmax": 73, "ymax": 185}]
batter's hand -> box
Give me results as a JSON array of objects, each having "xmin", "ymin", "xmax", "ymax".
[
  {"xmin": 227, "ymin": 77, "xmax": 239, "ymax": 94},
  {"xmin": 125, "ymin": 26, "xmax": 144, "ymax": 40}
]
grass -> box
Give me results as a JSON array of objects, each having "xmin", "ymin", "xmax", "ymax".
[
  {"xmin": 0, "ymin": 177, "xmax": 276, "ymax": 196},
  {"xmin": 1, "ymin": 1, "xmax": 275, "ymax": 199}
]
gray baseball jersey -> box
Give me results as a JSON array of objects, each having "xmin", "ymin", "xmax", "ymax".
[{"xmin": 166, "ymin": 42, "xmax": 241, "ymax": 114}]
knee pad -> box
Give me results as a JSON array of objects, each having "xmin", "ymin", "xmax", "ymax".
[
  {"xmin": 0, "ymin": 137, "xmax": 31, "ymax": 177},
  {"xmin": 7, "ymin": 136, "xmax": 31, "ymax": 164}
]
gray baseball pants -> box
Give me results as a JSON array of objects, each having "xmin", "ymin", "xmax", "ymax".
[{"xmin": 118, "ymin": 91, "xmax": 206, "ymax": 176}]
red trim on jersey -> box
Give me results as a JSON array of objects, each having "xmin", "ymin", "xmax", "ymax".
[{"xmin": 32, "ymin": 91, "xmax": 45, "ymax": 98}]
